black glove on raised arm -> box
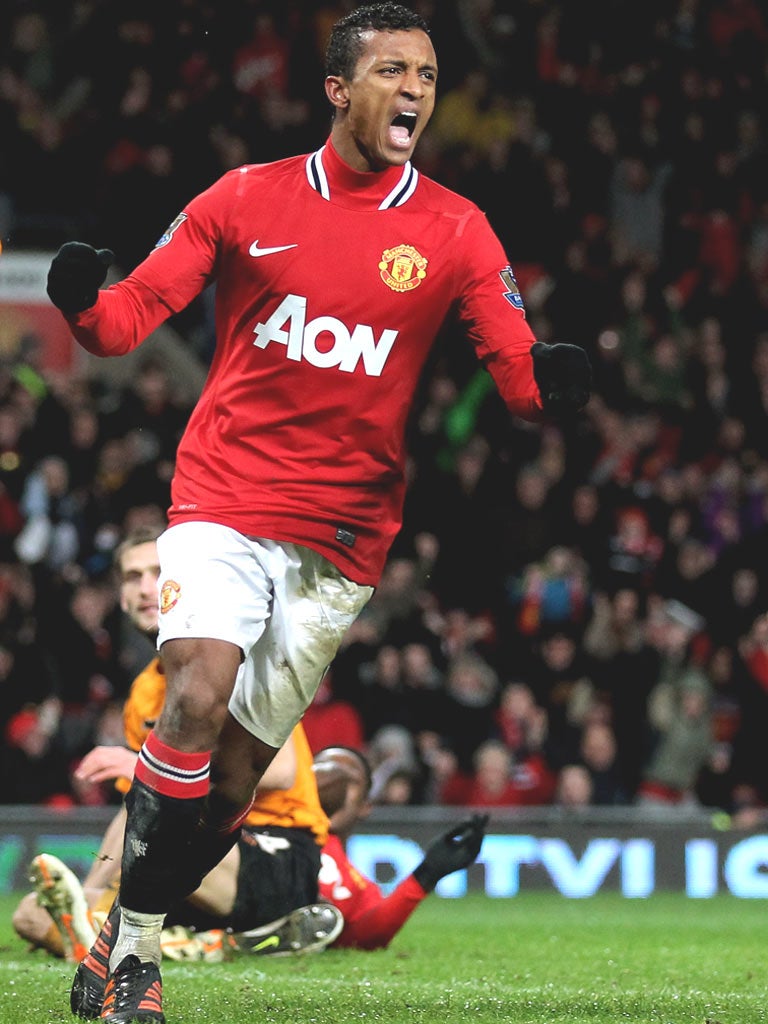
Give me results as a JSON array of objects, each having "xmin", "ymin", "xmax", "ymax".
[
  {"xmin": 47, "ymin": 242, "xmax": 114, "ymax": 314},
  {"xmin": 412, "ymin": 813, "xmax": 489, "ymax": 892},
  {"xmin": 530, "ymin": 341, "xmax": 592, "ymax": 417}
]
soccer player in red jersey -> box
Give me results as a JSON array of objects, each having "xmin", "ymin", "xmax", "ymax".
[
  {"xmin": 46, "ymin": 5, "xmax": 591, "ymax": 1020},
  {"xmin": 315, "ymin": 746, "xmax": 487, "ymax": 950}
]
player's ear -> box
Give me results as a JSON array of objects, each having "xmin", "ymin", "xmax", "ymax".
[{"xmin": 325, "ymin": 75, "xmax": 350, "ymax": 111}]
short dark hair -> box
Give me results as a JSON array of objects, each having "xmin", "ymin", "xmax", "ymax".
[
  {"xmin": 325, "ymin": 3, "xmax": 430, "ymax": 79},
  {"xmin": 315, "ymin": 745, "xmax": 373, "ymax": 796},
  {"xmin": 113, "ymin": 526, "xmax": 163, "ymax": 575}
]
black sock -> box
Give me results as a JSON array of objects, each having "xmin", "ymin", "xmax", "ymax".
[
  {"xmin": 178, "ymin": 789, "xmax": 255, "ymax": 895},
  {"xmin": 119, "ymin": 780, "xmax": 206, "ymax": 913},
  {"xmin": 119, "ymin": 733, "xmax": 212, "ymax": 913}
]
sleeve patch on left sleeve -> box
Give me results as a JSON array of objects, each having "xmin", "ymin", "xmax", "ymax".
[
  {"xmin": 499, "ymin": 265, "xmax": 525, "ymax": 310},
  {"xmin": 154, "ymin": 212, "xmax": 188, "ymax": 249}
]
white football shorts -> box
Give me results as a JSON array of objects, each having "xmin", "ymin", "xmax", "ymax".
[{"xmin": 156, "ymin": 521, "xmax": 373, "ymax": 748}]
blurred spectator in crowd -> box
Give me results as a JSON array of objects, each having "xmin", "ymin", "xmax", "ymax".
[
  {"xmin": 364, "ymin": 556, "xmax": 428, "ymax": 645},
  {"xmin": 437, "ymin": 606, "xmax": 496, "ymax": 665},
  {"xmin": 578, "ymin": 720, "xmax": 627, "ymax": 806},
  {"xmin": 506, "ymin": 545, "xmax": 590, "ymax": 639},
  {"xmin": 603, "ymin": 505, "xmax": 664, "ymax": 592},
  {"xmin": 356, "ymin": 644, "xmax": 411, "ymax": 740},
  {"xmin": 429, "ymin": 68, "xmax": 505, "ymax": 155},
  {"xmin": 583, "ymin": 587, "xmax": 645, "ymax": 663},
  {"xmin": 636, "ymin": 600, "xmax": 713, "ymax": 808},
  {"xmin": 554, "ymin": 764, "xmax": 593, "ymax": 810},
  {"xmin": 705, "ymin": 644, "xmax": 741, "ymax": 752},
  {"xmin": 440, "ymin": 737, "xmax": 554, "ymax": 807},
  {"xmin": 553, "ymin": 483, "xmax": 609, "ymax": 572},
  {"xmin": 108, "ymin": 358, "xmax": 191, "ymax": 462},
  {"xmin": 43, "ymin": 575, "xmax": 128, "ymax": 707},
  {"xmin": 2, "ymin": 696, "xmax": 68, "ymax": 804},
  {"xmin": 15, "ymin": 455, "xmax": 80, "ymax": 570},
  {"xmin": 375, "ymin": 768, "xmax": 420, "ymax": 807},
  {"xmin": 367, "ymin": 725, "xmax": 423, "ymax": 806},
  {"xmin": 399, "ymin": 641, "xmax": 444, "ymax": 738},
  {"xmin": 584, "ymin": 586, "xmax": 658, "ymax": 800},
  {"xmin": 610, "ymin": 155, "xmax": 672, "ymax": 270},
  {"xmin": 729, "ymin": 613, "xmax": 768, "ymax": 806},
  {"xmin": 434, "ymin": 653, "xmax": 499, "ymax": 774},
  {"xmin": 498, "ymin": 463, "xmax": 557, "ymax": 579},
  {"xmin": 527, "ymin": 628, "xmax": 595, "ymax": 770},
  {"xmin": 494, "ymin": 680, "xmax": 548, "ymax": 761}
]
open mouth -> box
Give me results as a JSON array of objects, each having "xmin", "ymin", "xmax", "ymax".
[{"xmin": 389, "ymin": 111, "xmax": 417, "ymax": 148}]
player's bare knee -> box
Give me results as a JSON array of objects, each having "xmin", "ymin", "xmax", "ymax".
[{"xmin": 159, "ymin": 683, "xmax": 230, "ymax": 747}]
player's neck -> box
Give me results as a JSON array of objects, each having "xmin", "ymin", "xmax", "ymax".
[
  {"xmin": 326, "ymin": 135, "xmax": 403, "ymax": 177},
  {"xmin": 316, "ymin": 137, "xmax": 412, "ymax": 213}
]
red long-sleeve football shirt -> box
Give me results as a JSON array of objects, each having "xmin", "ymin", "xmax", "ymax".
[
  {"xmin": 68, "ymin": 139, "xmax": 541, "ymax": 584},
  {"xmin": 319, "ymin": 833, "xmax": 427, "ymax": 949}
]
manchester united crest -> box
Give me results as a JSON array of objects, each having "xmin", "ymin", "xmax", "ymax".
[
  {"xmin": 379, "ymin": 244, "xmax": 428, "ymax": 292},
  {"xmin": 160, "ymin": 579, "xmax": 181, "ymax": 614}
]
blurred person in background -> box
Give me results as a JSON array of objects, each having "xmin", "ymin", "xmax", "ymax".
[{"xmin": 636, "ymin": 600, "xmax": 713, "ymax": 810}]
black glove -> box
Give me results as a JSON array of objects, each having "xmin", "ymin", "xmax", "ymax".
[
  {"xmin": 530, "ymin": 341, "xmax": 592, "ymax": 417},
  {"xmin": 412, "ymin": 813, "xmax": 489, "ymax": 892},
  {"xmin": 47, "ymin": 242, "xmax": 114, "ymax": 314}
]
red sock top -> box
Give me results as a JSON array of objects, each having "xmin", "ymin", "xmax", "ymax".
[{"xmin": 135, "ymin": 731, "xmax": 211, "ymax": 799}]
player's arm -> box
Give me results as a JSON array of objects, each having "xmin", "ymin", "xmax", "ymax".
[
  {"xmin": 456, "ymin": 210, "xmax": 591, "ymax": 420},
  {"xmin": 46, "ymin": 171, "xmax": 235, "ymax": 356},
  {"xmin": 256, "ymin": 732, "xmax": 297, "ymax": 791},
  {"xmin": 75, "ymin": 745, "xmax": 139, "ymax": 784},
  {"xmin": 334, "ymin": 872, "xmax": 427, "ymax": 950},
  {"xmin": 328, "ymin": 816, "xmax": 488, "ymax": 950}
]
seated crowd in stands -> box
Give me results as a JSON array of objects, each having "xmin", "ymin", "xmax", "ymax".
[{"xmin": 2, "ymin": 1, "xmax": 768, "ymax": 817}]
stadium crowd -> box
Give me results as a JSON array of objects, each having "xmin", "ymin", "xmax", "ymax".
[{"xmin": 2, "ymin": 0, "xmax": 768, "ymax": 820}]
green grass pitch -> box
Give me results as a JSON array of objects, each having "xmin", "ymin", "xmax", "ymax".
[{"xmin": 0, "ymin": 890, "xmax": 765, "ymax": 1023}]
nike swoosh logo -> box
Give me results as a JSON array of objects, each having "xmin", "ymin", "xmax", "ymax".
[
  {"xmin": 249, "ymin": 240, "xmax": 298, "ymax": 257},
  {"xmin": 251, "ymin": 935, "xmax": 280, "ymax": 952}
]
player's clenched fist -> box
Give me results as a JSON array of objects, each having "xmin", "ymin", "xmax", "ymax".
[
  {"xmin": 530, "ymin": 340, "xmax": 592, "ymax": 417},
  {"xmin": 47, "ymin": 241, "xmax": 114, "ymax": 314}
]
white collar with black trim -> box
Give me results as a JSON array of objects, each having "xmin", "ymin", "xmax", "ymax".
[{"xmin": 305, "ymin": 144, "xmax": 419, "ymax": 211}]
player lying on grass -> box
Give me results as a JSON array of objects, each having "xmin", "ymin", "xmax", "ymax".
[
  {"xmin": 315, "ymin": 746, "xmax": 487, "ymax": 949},
  {"xmin": 164, "ymin": 746, "xmax": 488, "ymax": 952},
  {"xmin": 13, "ymin": 724, "xmax": 341, "ymax": 964},
  {"xmin": 15, "ymin": 744, "xmax": 487, "ymax": 962}
]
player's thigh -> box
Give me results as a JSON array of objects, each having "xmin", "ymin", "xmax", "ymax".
[
  {"xmin": 229, "ymin": 541, "xmax": 373, "ymax": 747},
  {"xmin": 157, "ymin": 521, "xmax": 274, "ymax": 706},
  {"xmin": 230, "ymin": 829, "xmax": 321, "ymax": 930},
  {"xmin": 157, "ymin": 522, "xmax": 273, "ymax": 651}
]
